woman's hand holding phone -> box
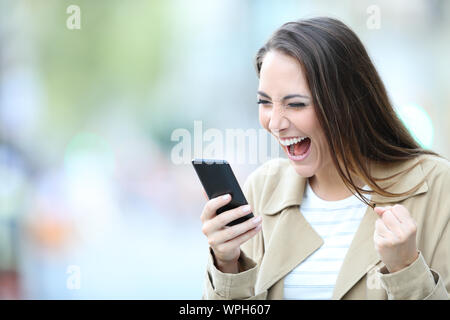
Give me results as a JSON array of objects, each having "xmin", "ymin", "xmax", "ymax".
[{"xmin": 200, "ymin": 193, "xmax": 262, "ymax": 274}]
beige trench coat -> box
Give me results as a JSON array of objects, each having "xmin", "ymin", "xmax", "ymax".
[{"xmin": 202, "ymin": 154, "xmax": 450, "ymax": 299}]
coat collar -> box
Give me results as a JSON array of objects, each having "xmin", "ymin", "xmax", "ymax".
[
  {"xmin": 255, "ymin": 156, "xmax": 429, "ymax": 299},
  {"xmin": 261, "ymin": 155, "xmax": 429, "ymax": 215}
]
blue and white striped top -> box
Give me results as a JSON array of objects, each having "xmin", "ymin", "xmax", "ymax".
[{"xmin": 283, "ymin": 179, "xmax": 371, "ymax": 300}]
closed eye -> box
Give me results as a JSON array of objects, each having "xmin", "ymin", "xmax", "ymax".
[
  {"xmin": 288, "ymin": 102, "xmax": 307, "ymax": 108},
  {"xmin": 257, "ymin": 99, "xmax": 272, "ymax": 105},
  {"xmin": 256, "ymin": 99, "xmax": 307, "ymax": 108}
]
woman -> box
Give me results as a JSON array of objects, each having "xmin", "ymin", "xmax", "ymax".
[{"xmin": 200, "ymin": 17, "xmax": 450, "ymax": 300}]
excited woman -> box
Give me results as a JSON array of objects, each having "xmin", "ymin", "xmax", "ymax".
[{"xmin": 200, "ymin": 17, "xmax": 450, "ymax": 300}]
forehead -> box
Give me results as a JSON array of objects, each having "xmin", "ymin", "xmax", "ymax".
[{"xmin": 258, "ymin": 50, "xmax": 309, "ymax": 95}]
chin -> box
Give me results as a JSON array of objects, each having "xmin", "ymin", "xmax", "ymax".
[{"xmin": 289, "ymin": 160, "xmax": 316, "ymax": 178}]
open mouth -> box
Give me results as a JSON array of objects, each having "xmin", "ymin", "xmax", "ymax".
[{"xmin": 282, "ymin": 137, "xmax": 312, "ymax": 159}]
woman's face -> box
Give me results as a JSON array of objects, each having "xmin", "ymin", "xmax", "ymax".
[{"xmin": 258, "ymin": 50, "xmax": 331, "ymax": 178}]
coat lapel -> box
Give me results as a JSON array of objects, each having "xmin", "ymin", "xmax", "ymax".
[
  {"xmin": 254, "ymin": 156, "xmax": 430, "ymax": 299},
  {"xmin": 254, "ymin": 162, "xmax": 324, "ymax": 294},
  {"xmin": 255, "ymin": 206, "xmax": 324, "ymax": 293},
  {"xmin": 332, "ymin": 156, "xmax": 429, "ymax": 299},
  {"xmin": 331, "ymin": 205, "xmax": 381, "ymax": 299}
]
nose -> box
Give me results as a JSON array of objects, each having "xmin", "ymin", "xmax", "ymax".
[{"xmin": 268, "ymin": 104, "xmax": 289, "ymax": 135}]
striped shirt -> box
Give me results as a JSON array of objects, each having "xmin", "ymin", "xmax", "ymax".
[{"xmin": 283, "ymin": 179, "xmax": 371, "ymax": 300}]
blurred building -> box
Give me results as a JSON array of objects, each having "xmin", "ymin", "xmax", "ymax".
[{"xmin": 0, "ymin": 0, "xmax": 449, "ymax": 299}]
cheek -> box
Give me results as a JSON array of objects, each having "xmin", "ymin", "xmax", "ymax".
[
  {"xmin": 294, "ymin": 109, "xmax": 319, "ymax": 136},
  {"xmin": 258, "ymin": 108, "xmax": 269, "ymax": 130},
  {"xmin": 288, "ymin": 112, "xmax": 313, "ymax": 135}
]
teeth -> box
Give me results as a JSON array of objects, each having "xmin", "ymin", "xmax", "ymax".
[{"xmin": 280, "ymin": 136, "xmax": 308, "ymax": 146}]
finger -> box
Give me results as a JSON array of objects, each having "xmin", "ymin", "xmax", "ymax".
[
  {"xmin": 374, "ymin": 231, "xmax": 384, "ymax": 243},
  {"xmin": 374, "ymin": 207, "xmax": 384, "ymax": 216},
  {"xmin": 390, "ymin": 204, "xmax": 411, "ymax": 224},
  {"xmin": 373, "ymin": 232, "xmax": 393, "ymax": 252},
  {"xmin": 203, "ymin": 204, "xmax": 254, "ymax": 236},
  {"xmin": 374, "ymin": 205, "xmax": 392, "ymax": 217},
  {"xmin": 201, "ymin": 194, "xmax": 232, "ymax": 222},
  {"xmin": 375, "ymin": 218, "xmax": 393, "ymax": 238},
  {"xmin": 373, "ymin": 232, "xmax": 387, "ymax": 249},
  {"xmin": 213, "ymin": 204, "xmax": 254, "ymax": 228},
  {"xmin": 391, "ymin": 204, "xmax": 418, "ymax": 237},
  {"xmin": 381, "ymin": 210, "xmax": 403, "ymax": 235},
  {"xmin": 223, "ymin": 223, "xmax": 262, "ymax": 249},
  {"xmin": 215, "ymin": 215, "xmax": 262, "ymax": 243}
]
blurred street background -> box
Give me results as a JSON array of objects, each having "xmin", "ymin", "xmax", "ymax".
[{"xmin": 0, "ymin": 0, "xmax": 449, "ymax": 299}]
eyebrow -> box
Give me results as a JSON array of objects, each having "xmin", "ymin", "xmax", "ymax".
[{"xmin": 257, "ymin": 91, "xmax": 310, "ymax": 101}]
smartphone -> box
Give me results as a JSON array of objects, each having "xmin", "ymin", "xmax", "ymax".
[{"xmin": 192, "ymin": 158, "xmax": 254, "ymax": 227}]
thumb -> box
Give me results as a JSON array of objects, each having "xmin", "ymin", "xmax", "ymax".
[
  {"xmin": 374, "ymin": 205, "xmax": 393, "ymax": 216},
  {"xmin": 374, "ymin": 207, "xmax": 385, "ymax": 216}
]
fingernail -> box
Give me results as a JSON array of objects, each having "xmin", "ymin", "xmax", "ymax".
[
  {"xmin": 222, "ymin": 194, "xmax": 230, "ymax": 200},
  {"xmin": 242, "ymin": 205, "xmax": 251, "ymax": 213},
  {"xmin": 253, "ymin": 216, "xmax": 262, "ymax": 223}
]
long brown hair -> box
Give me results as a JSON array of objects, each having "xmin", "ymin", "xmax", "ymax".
[{"xmin": 254, "ymin": 17, "xmax": 445, "ymax": 208}]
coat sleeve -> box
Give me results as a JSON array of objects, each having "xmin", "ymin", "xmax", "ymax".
[
  {"xmin": 377, "ymin": 166, "xmax": 450, "ymax": 300},
  {"xmin": 202, "ymin": 170, "xmax": 267, "ymax": 300},
  {"xmin": 426, "ymin": 220, "xmax": 450, "ymax": 299},
  {"xmin": 377, "ymin": 249, "xmax": 449, "ymax": 300},
  {"xmin": 202, "ymin": 247, "xmax": 267, "ymax": 299}
]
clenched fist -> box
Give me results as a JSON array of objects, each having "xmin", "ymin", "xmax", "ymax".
[{"xmin": 373, "ymin": 204, "xmax": 419, "ymax": 273}]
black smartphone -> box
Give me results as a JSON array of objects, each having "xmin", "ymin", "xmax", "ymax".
[{"xmin": 192, "ymin": 158, "xmax": 254, "ymax": 227}]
